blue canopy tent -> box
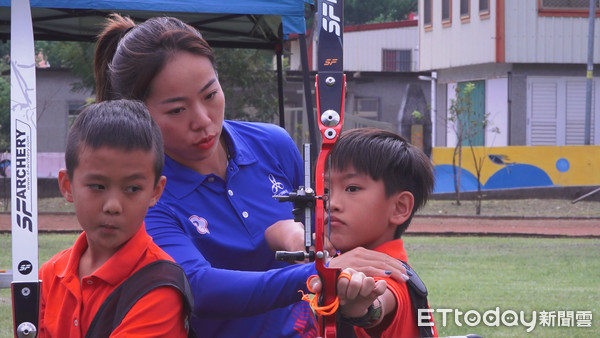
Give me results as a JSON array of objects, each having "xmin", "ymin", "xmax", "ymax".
[
  {"xmin": 0, "ymin": 0, "xmax": 316, "ymax": 129},
  {"xmin": 0, "ymin": 0, "xmax": 310, "ymax": 46}
]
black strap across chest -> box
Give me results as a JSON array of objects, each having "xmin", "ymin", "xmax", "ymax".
[{"xmin": 85, "ymin": 260, "xmax": 195, "ymax": 338}]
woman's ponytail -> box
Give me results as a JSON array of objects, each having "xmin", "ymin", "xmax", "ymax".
[{"xmin": 94, "ymin": 14, "xmax": 135, "ymax": 102}]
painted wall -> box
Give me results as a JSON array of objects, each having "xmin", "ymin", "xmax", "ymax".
[{"xmin": 432, "ymin": 145, "xmax": 600, "ymax": 193}]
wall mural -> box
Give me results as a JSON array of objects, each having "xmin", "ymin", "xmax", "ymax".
[{"xmin": 431, "ymin": 146, "xmax": 600, "ymax": 193}]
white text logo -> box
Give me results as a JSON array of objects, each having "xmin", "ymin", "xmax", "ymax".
[{"xmin": 322, "ymin": 0, "xmax": 341, "ymax": 37}]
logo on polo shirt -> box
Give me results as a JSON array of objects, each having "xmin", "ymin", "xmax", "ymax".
[
  {"xmin": 189, "ymin": 215, "xmax": 210, "ymax": 234},
  {"xmin": 269, "ymin": 173, "xmax": 289, "ymax": 195}
]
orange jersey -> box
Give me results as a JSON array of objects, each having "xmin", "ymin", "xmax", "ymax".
[{"xmin": 39, "ymin": 225, "xmax": 188, "ymax": 337}]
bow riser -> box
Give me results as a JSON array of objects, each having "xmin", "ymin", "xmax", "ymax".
[{"xmin": 314, "ymin": 74, "xmax": 345, "ymax": 338}]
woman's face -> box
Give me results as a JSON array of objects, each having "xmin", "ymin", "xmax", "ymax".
[{"xmin": 145, "ymin": 51, "xmax": 225, "ymax": 169}]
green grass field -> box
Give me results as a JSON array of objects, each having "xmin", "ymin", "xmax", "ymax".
[
  {"xmin": 404, "ymin": 236, "xmax": 600, "ymax": 337},
  {"xmin": 0, "ymin": 234, "xmax": 598, "ymax": 337}
]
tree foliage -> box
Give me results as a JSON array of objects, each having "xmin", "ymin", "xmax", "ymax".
[
  {"xmin": 35, "ymin": 41, "xmax": 96, "ymax": 92},
  {"xmin": 0, "ymin": 75, "xmax": 9, "ymax": 151},
  {"xmin": 0, "ymin": 41, "xmax": 11, "ymax": 151},
  {"xmin": 214, "ymin": 48, "xmax": 279, "ymax": 122},
  {"xmin": 32, "ymin": 42, "xmax": 280, "ymax": 122},
  {"xmin": 345, "ymin": 0, "xmax": 417, "ymax": 25},
  {"xmin": 448, "ymin": 83, "xmax": 499, "ymax": 214}
]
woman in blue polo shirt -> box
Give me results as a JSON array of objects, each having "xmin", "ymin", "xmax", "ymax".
[{"xmin": 93, "ymin": 14, "xmax": 408, "ymax": 337}]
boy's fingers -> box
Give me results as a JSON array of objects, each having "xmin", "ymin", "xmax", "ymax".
[
  {"xmin": 373, "ymin": 280, "xmax": 388, "ymax": 296},
  {"xmin": 358, "ymin": 277, "xmax": 376, "ymax": 297},
  {"xmin": 308, "ymin": 275, "xmax": 322, "ymax": 293},
  {"xmin": 344, "ymin": 271, "xmax": 367, "ymax": 299}
]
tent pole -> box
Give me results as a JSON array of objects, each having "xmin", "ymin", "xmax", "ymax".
[
  {"xmin": 276, "ymin": 44, "xmax": 285, "ymax": 128},
  {"xmin": 299, "ymin": 33, "xmax": 317, "ymax": 164}
]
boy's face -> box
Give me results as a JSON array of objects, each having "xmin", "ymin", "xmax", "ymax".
[
  {"xmin": 325, "ymin": 164, "xmax": 413, "ymax": 252},
  {"xmin": 58, "ymin": 146, "xmax": 166, "ymax": 256}
]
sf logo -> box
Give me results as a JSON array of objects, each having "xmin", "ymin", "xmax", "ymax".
[
  {"xmin": 324, "ymin": 58, "xmax": 338, "ymax": 66},
  {"xmin": 18, "ymin": 260, "xmax": 33, "ymax": 275},
  {"xmin": 322, "ymin": 0, "xmax": 341, "ymax": 37}
]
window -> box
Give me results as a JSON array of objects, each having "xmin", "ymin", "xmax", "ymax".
[
  {"xmin": 541, "ymin": 0, "xmax": 599, "ymax": 9},
  {"xmin": 539, "ymin": 0, "xmax": 599, "ymax": 16},
  {"xmin": 479, "ymin": 0, "xmax": 490, "ymax": 18},
  {"xmin": 460, "ymin": 0, "xmax": 470, "ymax": 18},
  {"xmin": 423, "ymin": 0, "xmax": 432, "ymax": 28},
  {"xmin": 528, "ymin": 77, "xmax": 597, "ymax": 145},
  {"xmin": 479, "ymin": 0, "xmax": 490, "ymax": 12},
  {"xmin": 382, "ymin": 49, "xmax": 412, "ymax": 72},
  {"xmin": 346, "ymin": 97, "xmax": 386, "ymax": 129},
  {"xmin": 442, "ymin": 0, "xmax": 452, "ymax": 26},
  {"xmin": 355, "ymin": 98, "xmax": 379, "ymax": 120}
]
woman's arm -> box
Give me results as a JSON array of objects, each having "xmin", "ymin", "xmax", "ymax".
[{"xmin": 145, "ymin": 205, "xmax": 317, "ymax": 318}]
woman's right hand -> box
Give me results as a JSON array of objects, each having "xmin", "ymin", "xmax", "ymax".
[
  {"xmin": 265, "ymin": 220, "xmax": 338, "ymax": 261},
  {"xmin": 328, "ymin": 247, "xmax": 409, "ymax": 283}
]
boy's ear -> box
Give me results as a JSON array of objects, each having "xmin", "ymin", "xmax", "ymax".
[
  {"xmin": 389, "ymin": 191, "xmax": 414, "ymax": 226},
  {"xmin": 149, "ymin": 175, "xmax": 167, "ymax": 207},
  {"xmin": 58, "ymin": 169, "xmax": 74, "ymax": 203}
]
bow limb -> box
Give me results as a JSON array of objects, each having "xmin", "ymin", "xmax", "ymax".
[{"xmin": 11, "ymin": 1, "xmax": 41, "ymax": 337}]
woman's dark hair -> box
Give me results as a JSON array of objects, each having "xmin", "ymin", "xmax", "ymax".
[{"xmin": 94, "ymin": 14, "xmax": 216, "ymax": 102}]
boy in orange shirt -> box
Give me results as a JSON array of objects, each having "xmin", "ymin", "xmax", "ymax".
[
  {"xmin": 38, "ymin": 100, "xmax": 191, "ymax": 337},
  {"xmin": 309, "ymin": 127, "xmax": 438, "ymax": 337}
]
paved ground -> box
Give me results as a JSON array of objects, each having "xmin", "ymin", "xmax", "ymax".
[{"xmin": 0, "ymin": 212, "xmax": 598, "ymax": 237}]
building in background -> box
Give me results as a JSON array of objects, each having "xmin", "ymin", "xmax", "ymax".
[
  {"xmin": 420, "ymin": 0, "xmax": 600, "ymax": 148},
  {"xmin": 284, "ymin": 19, "xmax": 435, "ymax": 156},
  {"xmin": 284, "ymin": 1, "xmax": 600, "ymax": 193},
  {"xmin": 419, "ymin": 0, "xmax": 600, "ymax": 192},
  {"xmin": 2, "ymin": 67, "xmax": 91, "ymax": 178}
]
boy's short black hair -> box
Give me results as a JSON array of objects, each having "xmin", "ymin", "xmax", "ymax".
[
  {"xmin": 64, "ymin": 99, "xmax": 164, "ymax": 184},
  {"xmin": 328, "ymin": 127, "xmax": 435, "ymax": 238}
]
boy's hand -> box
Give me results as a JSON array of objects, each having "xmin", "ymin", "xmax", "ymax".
[
  {"xmin": 309, "ymin": 268, "xmax": 387, "ymax": 318},
  {"xmin": 328, "ymin": 247, "xmax": 409, "ymax": 283}
]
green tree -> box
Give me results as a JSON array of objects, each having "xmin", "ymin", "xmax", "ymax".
[
  {"xmin": 32, "ymin": 42, "xmax": 280, "ymax": 122},
  {"xmin": 35, "ymin": 41, "xmax": 96, "ymax": 92},
  {"xmin": 214, "ymin": 48, "xmax": 279, "ymax": 122},
  {"xmin": 0, "ymin": 75, "xmax": 10, "ymax": 151},
  {"xmin": 345, "ymin": 0, "xmax": 417, "ymax": 25},
  {"xmin": 0, "ymin": 41, "xmax": 11, "ymax": 151},
  {"xmin": 448, "ymin": 82, "xmax": 499, "ymax": 214},
  {"xmin": 0, "ymin": 39, "xmax": 284, "ymax": 154}
]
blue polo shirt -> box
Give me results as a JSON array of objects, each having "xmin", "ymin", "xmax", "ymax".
[{"xmin": 145, "ymin": 120, "xmax": 318, "ymax": 337}]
